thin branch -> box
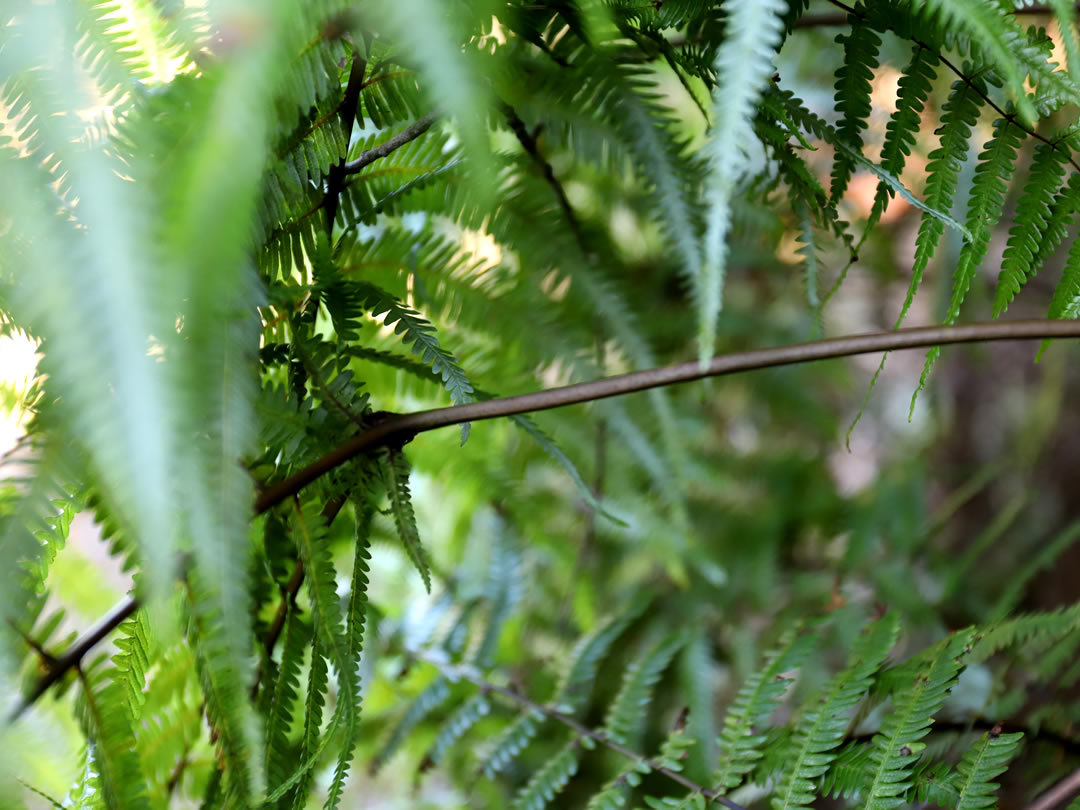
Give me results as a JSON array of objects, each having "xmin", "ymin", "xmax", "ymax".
[
  {"xmin": 796, "ymin": 3, "xmax": 1076, "ymax": 28},
  {"xmin": 14, "ymin": 319, "xmax": 1080, "ymax": 720},
  {"xmin": 342, "ymin": 113, "xmax": 437, "ymax": 175},
  {"xmin": 1026, "ymin": 766, "xmax": 1080, "ymax": 810},
  {"xmin": 6, "ymin": 596, "xmax": 137, "ymax": 723},
  {"xmin": 254, "ymin": 318, "xmax": 1080, "ymax": 514},
  {"xmin": 324, "ymin": 45, "xmax": 368, "ymax": 234},
  {"xmin": 417, "ymin": 649, "xmax": 748, "ymax": 810}
]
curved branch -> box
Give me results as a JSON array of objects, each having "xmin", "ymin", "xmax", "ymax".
[
  {"xmin": 254, "ymin": 318, "xmax": 1080, "ymax": 514},
  {"xmin": 12, "ymin": 318, "xmax": 1080, "ymax": 721}
]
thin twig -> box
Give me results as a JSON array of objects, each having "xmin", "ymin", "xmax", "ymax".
[
  {"xmin": 324, "ymin": 45, "xmax": 368, "ymax": 233},
  {"xmin": 14, "ymin": 319, "xmax": 1080, "ymax": 719},
  {"xmin": 796, "ymin": 3, "xmax": 1075, "ymax": 28},
  {"xmin": 6, "ymin": 597, "xmax": 138, "ymax": 723},
  {"xmin": 1026, "ymin": 766, "xmax": 1080, "ymax": 810},
  {"xmin": 417, "ymin": 649, "xmax": 748, "ymax": 810},
  {"xmin": 255, "ymin": 318, "xmax": 1080, "ymax": 514},
  {"xmin": 342, "ymin": 114, "xmax": 437, "ymax": 175}
]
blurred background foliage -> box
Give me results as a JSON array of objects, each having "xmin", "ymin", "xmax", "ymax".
[{"xmin": 2, "ymin": 0, "xmax": 1080, "ymax": 808}]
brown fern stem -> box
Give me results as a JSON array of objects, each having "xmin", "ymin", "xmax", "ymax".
[{"xmin": 11, "ymin": 318, "xmax": 1080, "ymax": 720}]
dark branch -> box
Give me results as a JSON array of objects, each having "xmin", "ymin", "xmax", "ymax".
[
  {"xmin": 418, "ymin": 649, "xmax": 748, "ymax": 810},
  {"xmin": 255, "ymin": 318, "xmax": 1080, "ymax": 514},
  {"xmin": 14, "ymin": 318, "xmax": 1080, "ymax": 720},
  {"xmin": 323, "ymin": 45, "xmax": 368, "ymax": 234},
  {"xmin": 797, "ymin": 3, "xmax": 1074, "ymax": 28},
  {"xmin": 342, "ymin": 113, "xmax": 436, "ymax": 175},
  {"xmin": 6, "ymin": 596, "xmax": 137, "ymax": 723}
]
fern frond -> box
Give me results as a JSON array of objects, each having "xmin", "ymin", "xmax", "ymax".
[
  {"xmin": 859, "ymin": 630, "xmax": 975, "ymax": 810},
  {"xmin": 870, "ymin": 44, "xmax": 940, "ymax": 227},
  {"xmin": 511, "ymin": 739, "xmax": 581, "ymax": 810},
  {"xmin": 952, "ymin": 730, "xmax": 1023, "ymax": 810},
  {"xmin": 994, "ymin": 141, "xmax": 1070, "ymax": 315},
  {"xmin": 373, "ymin": 677, "xmax": 453, "ymax": 773},
  {"xmin": 352, "ymin": 280, "xmax": 474, "ymax": 442},
  {"xmin": 713, "ymin": 627, "xmax": 819, "ymax": 792},
  {"xmin": 75, "ymin": 660, "xmax": 152, "ymax": 810},
  {"xmin": 483, "ymin": 709, "xmax": 545, "ymax": 779},
  {"xmin": 264, "ymin": 606, "xmax": 310, "ymax": 794},
  {"xmin": 830, "ymin": 18, "xmax": 883, "ymax": 204},
  {"xmin": 702, "ymin": 0, "xmax": 788, "ymax": 365},
  {"xmin": 323, "ymin": 502, "xmax": 373, "ymax": 809},
  {"xmin": 381, "ymin": 448, "xmax": 432, "ymax": 592},
  {"xmin": 422, "ymin": 693, "xmax": 492, "ymax": 770},
  {"xmin": 603, "ymin": 633, "xmax": 685, "ymax": 746},
  {"xmin": 899, "ymin": 73, "xmax": 987, "ymax": 329},
  {"xmin": 771, "ymin": 614, "xmax": 901, "ymax": 810}
]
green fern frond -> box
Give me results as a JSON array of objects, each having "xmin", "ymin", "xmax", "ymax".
[
  {"xmin": 712, "ymin": 627, "xmax": 819, "ymax": 792},
  {"xmin": 511, "ymin": 739, "xmax": 581, "ymax": 810},
  {"xmin": 859, "ymin": 629, "xmax": 975, "ymax": 810},
  {"xmin": 111, "ymin": 608, "xmax": 153, "ymax": 723},
  {"xmin": 324, "ymin": 502, "xmax": 373, "ymax": 809},
  {"xmin": 352, "ymin": 280, "xmax": 475, "ymax": 442},
  {"xmin": 830, "ymin": 18, "xmax": 882, "ymax": 204},
  {"xmin": 75, "ymin": 659, "xmax": 152, "ymax": 810},
  {"xmin": 900, "ymin": 73, "xmax": 987, "ymax": 329},
  {"xmin": 820, "ymin": 741, "xmax": 874, "ymax": 800},
  {"xmin": 945, "ymin": 116, "xmax": 1025, "ymax": 324},
  {"xmin": 422, "ymin": 693, "xmax": 492, "ymax": 770},
  {"xmin": 702, "ymin": 0, "xmax": 788, "ymax": 366},
  {"xmin": 381, "ymin": 448, "xmax": 432, "ymax": 592},
  {"xmin": 952, "ymin": 729, "xmax": 1023, "ymax": 810},
  {"xmin": 870, "ymin": 44, "xmax": 940, "ymax": 227},
  {"xmin": 771, "ymin": 614, "xmax": 901, "ymax": 810},
  {"xmin": 1049, "ymin": 0, "xmax": 1080, "ymax": 78},
  {"xmin": 794, "ymin": 200, "xmax": 820, "ymax": 314},
  {"xmin": 603, "ymin": 633, "xmax": 686, "ymax": 746},
  {"xmin": 373, "ymin": 677, "xmax": 453, "ymax": 773},
  {"xmin": 264, "ymin": 606, "xmax": 311, "ymax": 794},
  {"xmin": 483, "ymin": 709, "xmax": 545, "ymax": 779},
  {"xmin": 994, "ymin": 142, "xmax": 1070, "ymax": 315}
]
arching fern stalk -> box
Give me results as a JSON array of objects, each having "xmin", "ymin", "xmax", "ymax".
[{"xmin": 2, "ymin": 0, "xmax": 1080, "ymax": 807}]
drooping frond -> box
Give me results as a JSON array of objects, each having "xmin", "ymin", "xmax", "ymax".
[
  {"xmin": 602, "ymin": 633, "xmax": 685, "ymax": 746},
  {"xmin": 75, "ymin": 657, "xmax": 152, "ymax": 810},
  {"xmin": 381, "ymin": 447, "xmax": 432, "ymax": 592},
  {"xmin": 830, "ymin": 17, "xmax": 882, "ymax": 205},
  {"xmin": 511, "ymin": 739, "xmax": 581, "ymax": 810},
  {"xmin": 702, "ymin": 0, "xmax": 788, "ymax": 365},
  {"xmin": 993, "ymin": 141, "xmax": 1071, "ymax": 315}
]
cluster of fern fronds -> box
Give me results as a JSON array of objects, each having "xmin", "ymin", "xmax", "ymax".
[{"xmin": 3, "ymin": 0, "xmax": 1080, "ymax": 808}]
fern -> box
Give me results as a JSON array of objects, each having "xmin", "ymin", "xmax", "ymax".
[
  {"xmin": 712, "ymin": 627, "xmax": 819, "ymax": 792},
  {"xmin": 860, "ymin": 630, "xmax": 975, "ymax": 810},
  {"xmin": 830, "ymin": 17, "xmax": 883, "ymax": 204},
  {"xmin": 701, "ymin": 0, "xmax": 788, "ymax": 364},
  {"xmin": 994, "ymin": 141, "xmax": 1071, "ymax": 315},
  {"xmin": 771, "ymin": 614, "xmax": 901, "ymax": 810},
  {"xmin": 381, "ymin": 447, "xmax": 433, "ymax": 592},
  {"xmin": 953, "ymin": 729, "xmax": 1024, "ymax": 810},
  {"xmin": 603, "ymin": 633, "xmax": 686, "ymax": 746},
  {"xmin": 511, "ymin": 739, "xmax": 582, "ymax": 810}
]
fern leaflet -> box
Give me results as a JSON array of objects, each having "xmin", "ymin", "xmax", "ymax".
[
  {"xmin": 953, "ymin": 729, "xmax": 1023, "ymax": 810},
  {"xmin": 702, "ymin": 0, "xmax": 788, "ymax": 365}
]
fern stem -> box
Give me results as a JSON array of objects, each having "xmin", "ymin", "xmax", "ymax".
[
  {"xmin": 797, "ymin": 3, "xmax": 1076, "ymax": 28},
  {"xmin": 342, "ymin": 113, "xmax": 437, "ymax": 175},
  {"xmin": 323, "ymin": 45, "xmax": 368, "ymax": 234},
  {"xmin": 417, "ymin": 650, "xmax": 748, "ymax": 810},
  {"xmin": 1026, "ymin": 766, "xmax": 1080, "ymax": 810},
  {"xmin": 255, "ymin": 319, "xmax": 1080, "ymax": 513},
  {"xmin": 17, "ymin": 320, "xmax": 1080, "ymax": 717}
]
